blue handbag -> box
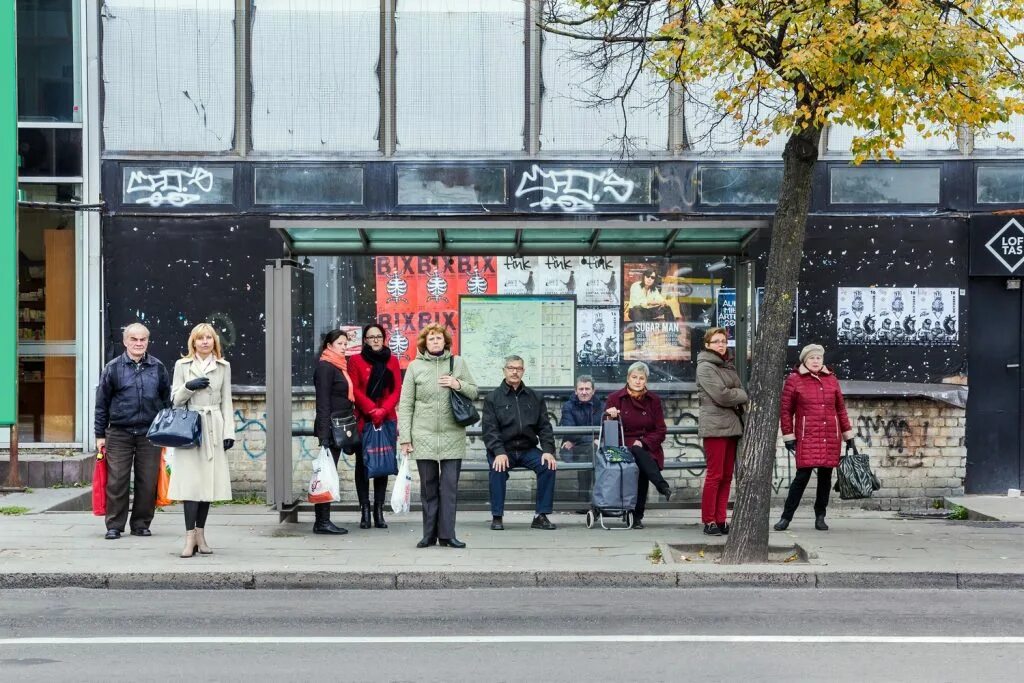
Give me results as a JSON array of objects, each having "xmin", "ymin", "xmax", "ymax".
[
  {"xmin": 362, "ymin": 419, "xmax": 399, "ymax": 479},
  {"xmin": 147, "ymin": 407, "xmax": 202, "ymax": 448}
]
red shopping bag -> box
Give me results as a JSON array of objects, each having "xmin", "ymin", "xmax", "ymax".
[
  {"xmin": 155, "ymin": 449, "xmax": 172, "ymax": 507},
  {"xmin": 92, "ymin": 450, "xmax": 108, "ymax": 516}
]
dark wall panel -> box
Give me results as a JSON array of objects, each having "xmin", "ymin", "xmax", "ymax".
[
  {"xmin": 750, "ymin": 215, "xmax": 969, "ymax": 383},
  {"xmin": 103, "ymin": 216, "xmax": 283, "ymax": 385}
]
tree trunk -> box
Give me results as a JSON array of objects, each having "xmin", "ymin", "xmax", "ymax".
[{"xmin": 721, "ymin": 128, "xmax": 820, "ymax": 564}]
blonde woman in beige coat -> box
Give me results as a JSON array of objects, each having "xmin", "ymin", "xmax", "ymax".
[{"xmin": 169, "ymin": 323, "xmax": 236, "ymax": 558}]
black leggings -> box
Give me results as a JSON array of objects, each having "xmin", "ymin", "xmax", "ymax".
[
  {"xmin": 782, "ymin": 467, "xmax": 834, "ymax": 519},
  {"xmin": 355, "ymin": 447, "xmax": 389, "ymax": 506},
  {"xmin": 183, "ymin": 501, "xmax": 211, "ymax": 531}
]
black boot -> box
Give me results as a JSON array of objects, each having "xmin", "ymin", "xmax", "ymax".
[
  {"xmin": 773, "ymin": 517, "xmax": 790, "ymax": 531},
  {"xmin": 815, "ymin": 515, "xmax": 829, "ymax": 531},
  {"xmin": 313, "ymin": 503, "xmax": 348, "ymax": 535},
  {"xmin": 373, "ymin": 502, "xmax": 388, "ymax": 529},
  {"xmin": 359, "ymin": 504, "xmax": 371, "ymax": 530}
]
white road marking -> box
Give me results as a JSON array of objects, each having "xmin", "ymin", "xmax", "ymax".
[{"xmin": 1, "ymin": 635, "xmax": 1023, "ymax": 646}]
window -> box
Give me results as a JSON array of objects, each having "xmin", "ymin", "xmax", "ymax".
[
  {"xmin": 17, "ymin": 0, "xmax": 81, "ymax": 123},
  {"xmin": 121, "ymin": 165, "xmax": 234, "ymax": 208},
  {"xmin": 101, "ymin": 0, "xmax": 236, "ymax": 152},
  {"xmin": 397, "ymin": 166, "xmax": 507, "ymax": 205},
  {"xmin": 977, "ymin": 165, "xmax": 1024, "ymax": 204},
  {"xmin": 699, "ymin": 166, "xmax": 782, "ymax": 206},
  {"xmin": 17, "ymin": 127, "xmax": 82, "ymax": 177},
  {"xmin": 395, "ymin": 0, "xmax": 525, "ymax": 152},
  {"xmin": 829, "ymin": 166, "xmax": 941, "ymax": 205},
  {"xmin": 255, "ymin": 166, "xmax": 364, "ymax": 206},
  {"xmin": 250, "ymin": 0, "xmax": 380, "ymax": 153}
]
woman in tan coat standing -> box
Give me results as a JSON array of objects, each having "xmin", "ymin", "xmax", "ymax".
[
  {"xmin": 695, "ymin": 327, "xmax": 748, "ymax": 536},
  {"xmin": 398, "ymin": 323, "xmax": 478, "ymax": 549},
  {"xmin": 169, "ymin": 323, "xmax": 235, "ymax": 558}
]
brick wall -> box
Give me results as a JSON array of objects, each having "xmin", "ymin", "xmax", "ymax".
[{"xmin": 228, "ymin": 392, "xmax": 965, "ymax": 510}]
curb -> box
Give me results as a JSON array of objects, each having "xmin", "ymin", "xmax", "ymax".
[{"xmin": 3, "ymin": 570, "xmax": 1024, "ymax": 591}]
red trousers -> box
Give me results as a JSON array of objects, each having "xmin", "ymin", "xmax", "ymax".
[{"xmin": 701, "ymin": 436, "xmax": 738, "ymax": 524}]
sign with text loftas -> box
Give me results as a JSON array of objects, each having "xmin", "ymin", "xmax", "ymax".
[{"xmin": 970, "ymin": 216, "xmax": 1024, "ymax": 276}]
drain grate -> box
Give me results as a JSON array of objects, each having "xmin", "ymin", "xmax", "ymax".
[{"xmin": 950, "ymin": 520, "xmax": 1022, "ymax": 529}]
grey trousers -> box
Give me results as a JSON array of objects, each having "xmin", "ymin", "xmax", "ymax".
[
  {"xmin": 104, "ymin": 426, "xmax": 161, "ymax": 532},
  {"xmin": 417, "ymin": 459, "xmax": 462, "ymax": 540}
]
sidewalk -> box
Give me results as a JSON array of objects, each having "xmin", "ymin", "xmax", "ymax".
[{"xmin": 2, "ymin": 495, "xmax": 1023, "ymax": 590}]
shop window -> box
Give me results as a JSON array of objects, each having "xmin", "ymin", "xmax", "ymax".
[
  {"xmin": 250, "ymin": 0, "xmax": 380, "ymax": 153},
  {"xmin": 101, "ymin": 0, "xmax": 235, "ymax": 152},
  {"xmin": 255, "ymin": 166, "xmax": 364, "ymax": 206},
  {"xmin": 397, "ymin": 166, "xmax": 507, "ymax": 205},
  {"xmin": 17, "ymin": 0, "xmax": 81, "ymax": 122},
  {"xmin": 17, "ymin": 127, "xmax": 82, "ymax": 177},
  {"xmin": 395, "ymin": 0, "xmax": 525, "ymax": 152},
  {"xmin": 17, "ymin": 184, "xmax": 79, "ymax": 443},
  {"xmin": 829, "ymin": 166, "xmax": 941, "ymax": 205},
  {"xmin": 698, "ymin": 166, "xmax": 783, "ymax": 206},
  {"xmin": 121, "ymin": 165, "xmax": 234, "ymax": 208},
  {"xmin": 977, "ymin": 165, "xmax": 1024, "ymax": 204}
]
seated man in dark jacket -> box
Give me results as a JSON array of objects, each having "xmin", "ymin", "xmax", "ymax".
[
  {"xmin": 559, "ymin": 375, "xmax": 602, "ymax": 503},
  {"xmin": 482, "ymin": 355, "xmax": 558, "ymax": 531},
  {"xmin": 94, "ymin": 322, "xmax": 171, "ymax": 540}
]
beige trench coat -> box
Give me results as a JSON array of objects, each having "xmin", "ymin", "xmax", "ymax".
[{"xmin": 167, "ymin": 357, "xmax": 235, "ymax": 502}]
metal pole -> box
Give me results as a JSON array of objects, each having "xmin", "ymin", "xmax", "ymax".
[{"xmin": 1, "ymin": 0, "xmax": 23, "ymax": 489}]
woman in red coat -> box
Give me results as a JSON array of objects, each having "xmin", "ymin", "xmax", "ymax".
[
  {"xmin": 604, "ymin": 361, "xmax": 673, "ymax": 529},
  {"xmin": 348, "ymin": 324, "xmax": 403, "ymax": 530},
  {"xmin": 774, "ymin": 344, "xmax": 855, "ymax": 532}
]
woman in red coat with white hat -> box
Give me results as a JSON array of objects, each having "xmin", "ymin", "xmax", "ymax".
[{"xmin": 773, "ymin": 344, "xmax": 855, "ymax": 532}]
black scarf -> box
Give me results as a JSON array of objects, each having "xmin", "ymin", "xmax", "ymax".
[{"xmin": 361, "ymin": 345, "xmax": 393, "ymax": 401}]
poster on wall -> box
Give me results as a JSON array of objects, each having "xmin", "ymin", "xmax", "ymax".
[
  {"xmin": 374, "ymin": 256, "xmax": 497, "ymax": 367},
  {"xmin": 716, "ymin": 288, "xmax": 738, "ymax": 347},
  {"xmin": 836, "ymin": 287, "xmax": 959, "ymax": 346},
  {"xmin": 338, "ymin": 325, "xmax": 363, "ymax": 355},
  {"xmin": 498, "ymin": 255, "xmax": 621, "ymax": 306},
  {"xmin": 576, "ymin": 308, "xmax": 620, "ymax": 366},
  {"xmin": 621, "ymin": 261, "xmax": 692, "ymax": 361},
  {"xmin": 755, "ymin": 287, "xmax": 799, "ymax": 347}
]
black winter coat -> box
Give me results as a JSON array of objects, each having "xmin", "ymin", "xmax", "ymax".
[
  {"xmin": 94, "ymin": 352, "xmax": 171, "ymax": 436},
  {"xmin": 482, "ymin": 382, "xmax": 556, "ymax": 455},
  {"xmin": 313, "ymin": 360, "xmax": 354, "ymax": 446}
]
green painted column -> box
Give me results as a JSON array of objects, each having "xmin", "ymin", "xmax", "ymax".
[{"xmin": 0, "ymin": 2, "xmax": 16, "ymax": 426}]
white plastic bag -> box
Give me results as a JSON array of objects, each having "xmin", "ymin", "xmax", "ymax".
[
  {"xmin": 308, "ymin": 447, "xmax": 340, "ymax": 504},
  {"xmin": 390, "ymin": 454, "xmax": 413, "ymax": 515}
]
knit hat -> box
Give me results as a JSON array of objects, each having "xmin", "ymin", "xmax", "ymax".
[{"xmin": 799, "ymin": 344, "xmax": 825, "ymax": 363}]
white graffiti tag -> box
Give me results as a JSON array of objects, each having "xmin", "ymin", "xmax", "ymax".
[
  {"xmin": 514, "ymin": 165, "xmax": 635, "ymax": 212},
  {"xmin": 126, "ymin": 167, "xmax": 215, "ymax": 208}
]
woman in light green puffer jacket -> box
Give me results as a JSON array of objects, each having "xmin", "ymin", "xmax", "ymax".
[{"xmin": 398, "ymin": 324, "xmax": 478, "ymax": 549}]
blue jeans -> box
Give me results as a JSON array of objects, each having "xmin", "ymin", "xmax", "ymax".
[{"xmin": 487, "ymin": 447, "xmax": 556, "ymax": 517}]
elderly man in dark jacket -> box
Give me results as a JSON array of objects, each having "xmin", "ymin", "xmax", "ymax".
[
  {"xmin": 94, "ymin": 323, "xmax": 171, "ymax": 540},
  {"xmin": 559, "ymin": 375, "xmax": 602, "ymax": 503},
  {"xmin": 482, "ymin": 355, "xmax": 558, "ymax": 531}
]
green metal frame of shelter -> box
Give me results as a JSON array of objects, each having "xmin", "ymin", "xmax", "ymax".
[
  {"xmin": 264, "ymin": 217, "xmax": 767, "ymax": 513},
  {"xmin": 1, "ymin": 5, "xmax": 16, "ymax": 427}
]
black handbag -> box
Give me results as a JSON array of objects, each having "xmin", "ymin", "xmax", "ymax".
[
  {"xmin": 448, "ymin": 356, "xmax": 480, "ymax": 427},
  {"xmin": 330, "ymin": 410, "xmax": 361, "ymax": 452},
  {"xmin": 147, "ymin": 407, "xmax": 202, "ymax": 448}
]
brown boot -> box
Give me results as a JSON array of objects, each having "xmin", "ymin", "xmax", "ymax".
[
  {"xmin": 180, "ymin": 530, "xmax": 198, "ymax": 558},
  {"xmin": 194, "ymin": 527, "xmax": 213, "ymax": 554}
]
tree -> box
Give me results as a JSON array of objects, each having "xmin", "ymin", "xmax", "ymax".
[{"xmin": 542, "ymin": 0, "xmax": 1024, "ymax": 563}]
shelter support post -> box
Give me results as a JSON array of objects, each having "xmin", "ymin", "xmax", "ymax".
[{"xmin": 265, "ymin": 260, "xmax": 295, "ymax": 517}]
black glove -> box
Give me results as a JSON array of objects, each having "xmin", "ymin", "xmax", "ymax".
[
  {"xmin": 185, "ymin": 377, "xmax": 210, "ymax": 391},
  {"xmin": 223, "ymin": 438, "xmax": 234, "ymax": 451},
  {"xmin": 784, "ymin": 440, "xmax": 797, "ymax": 454}
]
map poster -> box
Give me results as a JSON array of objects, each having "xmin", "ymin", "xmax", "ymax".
[
  {"xmin": 374, "ymin": 256, "xmax": 497, "ymax": 368},
  {"xmin": 621, "ymin": 261, "xmax": 691, "ymax": 362},
  {"xmin": 716, "ymin": 288, "xmax": 737, "ymax": 347},
  {"xmin": 836, "ymin": 287, "xmax": 959, "ymax": 346},
  {"xmin": 577, "ymin": 308, "xmax": 620, "ymax": 366},
  {"xmin": 460, "ymin": 296, "xmax": 576, "ymax": 388},
  {"xmin": 498, "ymin": 255, "xmax": 621, "ymax": 306}
]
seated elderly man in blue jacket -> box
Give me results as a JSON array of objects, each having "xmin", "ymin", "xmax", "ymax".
[
  {"xmin": 559, "ymin": 375, "xmax": 602, "ymax": 503},
  {"xmin": 482, "ymin": 355, "xmax": 558, "ymax": 531}
]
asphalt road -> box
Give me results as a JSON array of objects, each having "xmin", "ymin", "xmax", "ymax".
[{"xmin": 2, "ymin": 588, "xmax": 1023, "ymax": 681}]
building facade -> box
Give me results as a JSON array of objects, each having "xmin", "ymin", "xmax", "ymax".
[{"xmin": 9, "ymin": 1, "xmax": 1024, "ymax": 504}]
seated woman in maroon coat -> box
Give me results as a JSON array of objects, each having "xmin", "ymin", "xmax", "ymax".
[
  {"xmin": 774, "ymin": 344, "xmax": 855, "ymax": 532},
  {"xmin": 604, "ymin": 361, "xmax": 673, "ymax": 529}
]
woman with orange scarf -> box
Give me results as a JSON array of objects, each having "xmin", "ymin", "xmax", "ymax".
[{"xmin": 312, "ymin": 329, "xmax": 357, "ymax": 535}]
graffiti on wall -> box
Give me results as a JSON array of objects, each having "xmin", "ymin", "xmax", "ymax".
[
  {"xmin": 855, "ymin": 414, "xmax": 931, "ymax": 458},
  {"xmin": 515, "ymin": 165, "xmax": 635, "ymax": 212},
  {"xmin": 234, "ymin": 410, "xmax": 353, "ymax": 468},
  {"xmin": 125, "ymin": 167, "xmax": 215, "ymax": 207}
]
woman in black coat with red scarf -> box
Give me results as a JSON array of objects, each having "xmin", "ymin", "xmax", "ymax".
[{"xmin": 604, "ymin": 361, "xmax": 673, "ymax": 529}]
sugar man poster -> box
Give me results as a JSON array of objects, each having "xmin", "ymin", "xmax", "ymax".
[
  {"xmin": 621, "ymin": 261, "xmax": 691, "ymax": 361},
  {"xmin": 375, "ymin": 256, "xmax": 496, "ymax": 367}
]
